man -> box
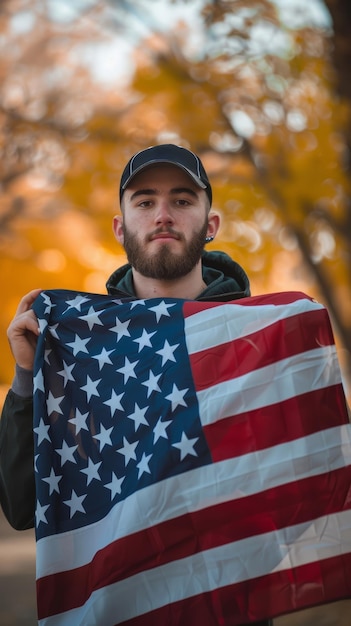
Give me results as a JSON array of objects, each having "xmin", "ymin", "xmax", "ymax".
[{"xmin": 0, "ymin": 144, "xmax": 348, "ymax": 625}]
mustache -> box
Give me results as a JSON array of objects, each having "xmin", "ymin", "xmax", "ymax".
[{"xmin": 147, "ymin": 227, "xmax": 183, "ymax": 241}]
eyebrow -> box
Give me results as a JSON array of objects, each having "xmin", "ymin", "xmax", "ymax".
[{"xmin": 129, "ymin": 187, "xmax": 199, "ymax": 201}]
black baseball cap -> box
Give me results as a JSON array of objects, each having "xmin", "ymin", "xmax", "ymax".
[{"xmin": 119, "ymin": 144, "xmax": 212, "ymax": 206}]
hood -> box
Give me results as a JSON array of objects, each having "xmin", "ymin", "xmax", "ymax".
[{"xmin": 106, "ymin": 250, "xmax": 250, "ymax": 302}]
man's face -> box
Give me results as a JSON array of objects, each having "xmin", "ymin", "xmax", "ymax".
[{"xmin": 117, "ymin": 164, "xmax": 209, "ymax": 281}]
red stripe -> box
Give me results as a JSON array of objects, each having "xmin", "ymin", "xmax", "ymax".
[
  {"xmin": 183, "ymin": 291, "xmax": 314, "ymax": 318},
  {"xmin": 116, "ymin": 555, "xmax": 351, "ymax": 625},
  {"xmin": 189, "ymin": 309, "xmax": 333, "ymax": 390},
  {"xmin": 37, "ymin": 466, "xmax": 351, "ymax": 619},
  {"xmin": 205, "ymin": 385, "xmax": 349, "ymax": 462}
]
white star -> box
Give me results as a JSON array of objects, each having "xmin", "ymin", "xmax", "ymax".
[
  {"xmin": 94, "ymin": 424, "xmax": 113, "ymax": 451},
  {"xmin": 109, "ymin": 316, "xmax": 131, "ymax": 342},
  {"xmin": 38, "ymin": 317, "xmax": 48, "ymax": 334},
  {"xmin": 105, "ymin": 473, "xmax": 125, "ymax": 499},
  {"xmin": 142, "ymin": 370, "xmax": 162, "ymax": 398},
  {"xmin": 67, "ymin": 334, "xmax": 90, "ymax": 356},
  {"xmin": 64, "ymin": 294, "xmax": 90, "ymax": 312},
  {"xmin": 130, "ymin": 299, "xmax": 146, "ymax": 309},
  {"xmin": 103, "ymin": 390, "xmax": 124, "ymax": 416},
  {"xmin": 117, "ymin": 356, "xmax": 138, "ymax": 384},
  {"xmin": 172, "ymin": 432, "xmax": 199, "ymax": 461},
  {"xmin": 42, "ymin": 468, "xmax": 62, "ymax": 495},
  {"xmin": 127, "ymin": 403, "xmax": 148, "ymax": 431},
  {"xmin": 46, "ymin": 391, "xmax": 64, "ymax": 416},
  {"xmin": 137, "ymin": 452, "xmax": 152, "ymax": 479},
  {"xmin": 57, "ymin": 361, "xmax": 76, "ymax": 387},
  {"xmin": 36, "ymin": 500, "xmax": 50, "ymax": 525},
  {"xmin": 34, "ymin": 454, "xmax": 40, "ymax": 472},
  {"xmin": 69, "ymin": 408, "xmax": 89, "ymax": 434},
  {"xmin": 79, "ymin": 306, "xmax": 104, "ymax": 330},
  {"xmin": 80, "ymin": 375, "xmax": 101, "ymax": 401},
  {"xmin": 48, "ymin": 324, "xmax": 59, "ymax": 339},
  {"xmin": 44, "ymin": 349, "xmax": 52, "ymax": 364},
  {"xmin": 33, "ymin": 369, "xmax": 45, "ymax": 393},
  {"xmin": 166, "ymin": 383, "xmax": 189, "ymax": 412},
  {"xmin": 156, "ymin": 340, "xmax": 179, "ymax": 366},
  {"xmin": 34, "ymin": 418, "xmax": 51, "ymax": 445},
  {"xmin": 153, "ymin": 417, "xmax": 172, "ymax": 443},
  {"xmin": 63, "ymin": 489, "xmax": 86, "ymax": 518},
  {"xmin": 133, "ymin": 329, "xmax": 156, "ymax": 352},
  {"xmin": 80, "ymin": 458, "xmax": 102, "ymax": 485},
  {"xmin": 56, "ymin": 440, "xmax": 78, "ymax": 465},
  {"xmin": 117, "ymin": 436, "xmax": 138, "ymax": 466},
  {"xmin": 41, "ymin": 292, "xmax": 53, "ymax": 314},
  {"xmin": 92, "ymin": 347, "xmax": 114, "ymax": 370},
  {"xmin": 149, "ymin": 300, "xmax": 176, "ymax": 322}
]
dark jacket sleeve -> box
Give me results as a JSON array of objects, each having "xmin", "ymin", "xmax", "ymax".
[{"xmin": 0, "ymin": 390, "xmax": 35, "ymax": 530}]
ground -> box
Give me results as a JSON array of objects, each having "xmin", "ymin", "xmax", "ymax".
[{"xmin": 0, "ymin": 509, "xmax": 37, "ymax": 625}]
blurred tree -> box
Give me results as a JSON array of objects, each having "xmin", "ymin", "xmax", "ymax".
[{"xmin": 0, "ymin": 0, "xmax": 350, "ymax": 395}]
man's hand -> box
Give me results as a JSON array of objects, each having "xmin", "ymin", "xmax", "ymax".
[{"xmin": 7, "ymin": 288, "xmax": 43, "ymax": 371}]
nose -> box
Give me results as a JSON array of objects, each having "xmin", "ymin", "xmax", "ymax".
[{"xmin": 155, "ymin": 199, "xmax": 174, "ymax": 226}]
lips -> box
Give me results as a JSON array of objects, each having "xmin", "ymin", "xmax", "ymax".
[{"xmin": 150, "ymin": 231, "xmax": 180, "ymax": 241}]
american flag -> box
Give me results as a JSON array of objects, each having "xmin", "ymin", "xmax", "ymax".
[{"xmin": 32, "ymin": 289, "xmax": 351, "ymax": 625}]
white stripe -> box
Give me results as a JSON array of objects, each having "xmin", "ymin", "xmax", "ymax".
[
  {"xmin": 36, "ymin": 424, "xmax": 351, "ymax": 578},
  {"xmin": 39, "ymin": 508, "xmax": 351, "ymax": 625},
  {"xmin": 185, "ymin": 298, "xmax": 324, "ymax": 354},
  {"xmin": 197, "ymin": 345, "xmax": 342, "ymax": 426}
]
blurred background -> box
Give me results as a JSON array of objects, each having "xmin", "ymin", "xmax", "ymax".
[{"xmin": 0, "ymin": 0, "xmax": 351, "ymax": 624}]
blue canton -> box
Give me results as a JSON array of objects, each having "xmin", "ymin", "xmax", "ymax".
[{"xmin": 32, "ymin": 290, "xmax": 211, "ymax": 540}]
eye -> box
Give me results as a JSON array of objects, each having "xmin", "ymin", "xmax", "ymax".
[{"xmin": 176, "ymin": 198, "xmax": 191, "ymax": 206}]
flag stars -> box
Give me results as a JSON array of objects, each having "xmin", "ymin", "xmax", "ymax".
[
  {"xmin": 67, "ymin": 334, "xmax": 90, "ymax": 356},
  {"xmin": 149, "ymin": 300, "xmax": 176, "ymax": 322},
  {"xmin": 57, "ymin": 360, "xmax": 76, "ymax": 387},
  {"xmin": 69, "ymin": 408, "xmax": 90, "ymax": 434},
  {"xmin": 142, "ymin": 370, "xmax": 162, "ymax": 398},
  {"xmin": 127, "ymin": 403, "xmax": 149, "ymax": 431},
  {"xmin": 63, "ymin": 490, "xmax": 87, "ymax": 518},
  {"xmin": 117, "ymin": 356, "xmax": 138, "ymax": 384},
  {"xmin": 80, "ymin": 459, "xmax": 102, "ymax": 485},
  {"xmin": 156, "ymin": 340, "xmax": 179, "ymax": 366},
  {"xmin": 117, "ymin": 436, "xmax": 138, "ymax": 466},
  {"xmin": 137, "ymin": 452, "xmax": 152, "ymax": 479},
  {"xmin": 103, "ymin": 390, "xmax": 124, "ymax": 416},
  {"xmin": 56, "ymin": 441, "xmax": 78, "ymax": 466},
  {"xmin": 153, "ymin": 417, "xmax": 172, "ymax": 444},
  {"xmin": 166, "ymin": 383, "xmax": 189, "ymax": 412},
  {"xmin": 105, "ymin": 473, "xmax": 125, "ymax": 499},
  {"xmin": 42, "ymin": 468, "xmax": 62, "ymax": 495},
  {"xmin": 80, "ymin": 375, "xmax": 102, "ymax": 402},
  {"xmin": 47, "ymin": 391, "xmax": 64, "ymax": 416},
  {"xmin": 133, "ymin": 328, "xmax": 156, "ymax": 352},
  {"xmin": 36, "ymin": 501, "xmax": 50, "ymax": 526},
  {"xmin": 79, "ymin": 306, "xmax": 104, "ymax": 330},
  {"xmin": 34, "ymin": 418, "xmax": 51, "ymax": 445},
  {"xmin": 110, "ymin": 316, "xmax": 131, "ymax": 342},
  {"xmin": 64, "ymin": 294, "xmax": 90, "ymax": 313},
  {"xmin": 92, "ymin": 347, "xmax": 114, "ymax": 371},
  {"xmin": 33, "ymin": 369, "xmax": 45, "ymax": 394},
  {"xmin": 94, "ymin": 424, "xmax": 114, "ymax": 451},
  {"xmin": 172, "ymin": 432, "xmax": 199, "ymax": 461}
]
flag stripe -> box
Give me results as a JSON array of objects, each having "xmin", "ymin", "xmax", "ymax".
[
  {"xmin": 113, "ymin": 555, "xmax": 351, "ymax": 626},
  {"xmin": 38, "ymin": 509, "xmax": 351, "ymax": 625},
  {"xmin": 188, "ymin": 309, "xmax": 333, "ymax": 388},
  {"xmin": 205, "ymin": 384, "xmax": 348, "ymax": 461},
  {"xmin": 183, "ymin": 296, "xmax": 325, "ymax": 355},
  {"xmin": 36, "ymin": 423, "xmax": 351, "ymax": 579},
  {"xmin": 196, "ymin": 345, "xmax": 341, "ymax": 428}
]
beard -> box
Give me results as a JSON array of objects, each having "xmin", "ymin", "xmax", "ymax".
[{"xmin": 122, "ymin": 219, "xmax": 208, "ymax": 280}]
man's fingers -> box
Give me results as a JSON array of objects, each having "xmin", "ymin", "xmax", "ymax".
[{"xmin": 15, "ymin": 288, "xmax": 43, "ymax": 316}]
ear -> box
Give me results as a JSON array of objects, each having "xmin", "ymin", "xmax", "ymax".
[
  {"xmin": 113, "ymin": 214, "xmax": 124, "ymax": 244},
  {"xmin": 207, "ymin": 210, "xmax": 220, "ymax": 239}
]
